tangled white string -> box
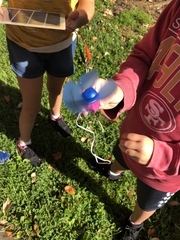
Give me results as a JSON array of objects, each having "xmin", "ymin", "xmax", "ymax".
[{"xmin": 76, "ymin": 113, "xmax": 111, "ymax": 165}]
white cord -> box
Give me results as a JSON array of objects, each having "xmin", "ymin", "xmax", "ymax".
[{"xmin": 76, "ymin": 113, "xmax": 111, "ymax": 165}]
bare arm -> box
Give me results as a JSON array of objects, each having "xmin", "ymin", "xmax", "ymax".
[
  {"xmin": 76, "ymin": 0, "xmax": 95, "ymax": 26},
  {"xmin": 66, "ymin": 0, "xmax": 95, "ymax": 31}
]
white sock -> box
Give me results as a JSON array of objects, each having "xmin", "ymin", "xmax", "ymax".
[
  {"xmin": 19, "ymin": 139, "xmax": 32, "ymax": 147},
  {"xmin": 129, "ymin": 215, "xmax": 142, "ymax": 226},
  {"xmin": 50, "ymin": 112, "xmax": 60, "ymax": 120},
  {"xmin": 108, "ymin": 170, "xmax": 121, "ymax": 176}
]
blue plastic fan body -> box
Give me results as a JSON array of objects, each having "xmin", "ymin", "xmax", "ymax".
[
  {"xmin": 82, "ymin": 87, "xmax": 99, "ymax": 103},
  {"xmin": 63, "ymin": 70, "xmax": 117, "ymax": 114}
]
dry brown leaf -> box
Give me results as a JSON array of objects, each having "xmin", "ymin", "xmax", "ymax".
[
  {"xmin": 147, "ymin": 227, "xmax": 156, "ymax": 236},
  {"xmin": 2, "ymin": 197, "xmax": 12, "ymax": 215},
  {"xmin": 33, "ymin": 222, "xmax": 40, "ymax": 236},
  {"xmin": 17, "ymin": 102, "xmax": 23, "ymax": 108},
  {"xmin": 107, "ymin": 155, "xmax": 112, "ymax": 160},
  {"xmin": 92, "ymin": 36, "xmax": 98, "ymax": 41},
  {"xmin": 104, "ymin": 52, "xmax": 110, "ymax": 56},
  {"xmin": 81, "ymin": 137, "xmax": 87, "ymax": 143},
  {"xmin": 168, "ymin": 200, "xmax": 180, "ymax": 206},
  {"xmin": 31, "ymin": 172, "xmax": 36, "ymax": 183},
  {"xmin": 5, "ymin": 231, "xmax": 13, "ymax": 237},
  {"xmin": 52, "ymin": 152, "xmax": 62, "ymax": 160},
  {"xmin": 0, "ymin": 220, "xmax": 7, "ymax": 226},
  {"xmin": 87, "ymin": 138, "xmax": 92, "ymax": 144},
  {"xmin": 64, "ymin": 185, "xmax": 76, "ymax": 195},
  {"xmin": 4, "ymin": 95, "xmax": 10, "ymax": 102},
  {"xmin": 114, "ymin": 117, "xmax": 120, "ymax": 122},
  {"xmin": 151, "ymin": 238, "xmax": 160, "ymax": 240},
  {"xmin": 48, "ymin": 165, "xmax": 53, "ymax": 170},
  {"xmin": 104, "ymin": 9, "xmax": 113, "ymax": 16}
]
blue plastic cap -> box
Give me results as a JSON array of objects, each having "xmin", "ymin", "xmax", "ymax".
[{"xmin": 82, "ymin": 87, "xmax": 99, "ymax": 104}]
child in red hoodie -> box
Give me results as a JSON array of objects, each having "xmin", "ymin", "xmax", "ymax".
[{"xmin": 89, "ymin": 0, "xmax": 180, "ymax": 239}]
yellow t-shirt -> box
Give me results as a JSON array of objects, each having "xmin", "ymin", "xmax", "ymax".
[{"xmin": 6, "ymin": 0, "xmax": 78, "ymax": 49}]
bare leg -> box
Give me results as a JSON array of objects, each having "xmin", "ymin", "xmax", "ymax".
[
  {"xmin": 46, "ymin": 73, "xmax": 66, "ymax": 116},
  {"xmin": 110, "ymin": 159, "xmax": 126, "ymax": 174},
  {"xmin": 110, "ymin": 160, "xmax": 156, "ymax": 223},
  {"xmin": 47, "ymin": 74, "xmax": 71, "ymax": 138},
  {"xmin": 17, "ymin": 76, "xmax": 43, "ymax": 142},
  {"xmin": 131, "ymin": 202, "xmax": 156, "ymax": 224}
]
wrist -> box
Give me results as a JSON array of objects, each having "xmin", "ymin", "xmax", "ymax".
[{"xmin": 76, "ymin": 9, "xmax": 93, "ymax": 27}]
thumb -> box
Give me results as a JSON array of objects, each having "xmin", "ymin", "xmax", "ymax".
[{"xmin": 68, "ymin": 10, "xmax": 79, "ymax": 20}]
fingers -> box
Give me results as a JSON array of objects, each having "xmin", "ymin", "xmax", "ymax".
[
  {"xmin": 68, "ymin": 10, "xmax": 79, "ymax": 20},
  {"xmin": 119, "ymin": 133, "xmax": 154, "ymax": 165},
  {"xmin": 65, "ymin": 11, "xmax": 79, "ymax": 32},
  {"xmin": 121, "ymin": 132, "xmax": 143, "ymax": 141},
  {"xmin": 93, "ymin": 79, "xmax": 123, "ymax": 110},
  {"xmin": 119, "ymin": 135, "xmax": 139, "ymax": 159},
  {"xmin": 119, "ymin": 133, "xmax": 146, "ymax": 153}
]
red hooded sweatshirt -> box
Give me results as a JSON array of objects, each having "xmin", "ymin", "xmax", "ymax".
[{"xmin": 102, "ymin": 0, "xmax": 180, "ymax": 193}]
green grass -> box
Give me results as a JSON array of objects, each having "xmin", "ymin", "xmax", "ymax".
[{"xmin": 0, "ymin": 2, "xmax": 180, "ymax": 240}]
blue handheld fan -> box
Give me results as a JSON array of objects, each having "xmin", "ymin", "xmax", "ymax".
[{"xmin": 63, "ymin": 70, "xmax": 117, "ymax": 114}]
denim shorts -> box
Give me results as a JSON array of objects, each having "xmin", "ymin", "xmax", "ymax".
[
  {"xmin": 7, "ymin": 38, "xmax": 76, "ymax": 78},
  {"xmin": 113, "ymin": 140, "xmax": 175, "ymax": 211}
]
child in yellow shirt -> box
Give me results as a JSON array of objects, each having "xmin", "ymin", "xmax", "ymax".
[{"xmin": 5, "ymin": 0, "xmax": 94, "ymax": 166}]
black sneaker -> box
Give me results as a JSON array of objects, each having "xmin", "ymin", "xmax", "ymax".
[
  {"xmin": 48, "ymin": 115, "xmax": 72, "ymax": 138},
  {"xmin": 88, "ymin": 157, "xmax": 122, "ymax": 181},
  {"xmin": 17, "ymin": 142, "xmax": 41, "ymax": 166},
  {"xmin": 119, "ymin": 219, "xmax": 143, "ymax": 240}
]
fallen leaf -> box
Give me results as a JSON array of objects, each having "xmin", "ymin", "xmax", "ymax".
[
  {"xmin": 107, "ymin": 155, "xmax": 112, "ymax": 160},
  {"xmin": 48, "ymin": 165, "xmax": 53, "ymax": 170},
  {"xmin": 104, "ymin": 9, "xmax": 113, "ymax": 16},
  {"xmin": 92, "ymin": 36, "xmax": 98, "ymax": 41},
  {"xmin": 114, "ymin": 118, "xmax": 120, "ymax": 122},
  {"xmin": 127, "ymin": 188, "xmax": 133, "ymax": 198},
  {"xmin": 31, "ymin": 172, "xmax": 36, "ymax": 183},
  {"xmin": 33, "ymin": 222, "xmax": 40, "ymax": 236},
  {"xmin": 0, "ymin": 220, "xmax": 7, "ymax": 226},
  {"xmin": 17, "ymin": 102, "xmax": 23, "ymax": 108},
  {"xmin": 5, "ymin": 231, "xmax": 13, "ymax": 237},
  {"xmin": 81, "ymin": 137, "xmax": 87, "ymax": 143},
  {"xmin": 52, "ymin": 152, "xmax": 62, "ymax": 160},
  {"xmin": 87, "ymin": 138, "xmax": 92, "ymax": 144},
  {"xmin": 4, "ymin": 95, "xmax": 10, "ymax": 102},
  {"xmin": 147, "ymin": 227, "xmax": 156, "ymax": 236},
  {"xmin": 168, "ymin": 200, "xmax": 180, "ymax": 206},
  {"xmin": 2, "ymin": 197, "xmax": 12, "ymax": 215},
  {"xmin": 104, "ymin": 52, "xmax": 110, "ymax": 56},
  {"xmin": 64, "ymin": 185, "xmax": 76, "ymax": 195}
]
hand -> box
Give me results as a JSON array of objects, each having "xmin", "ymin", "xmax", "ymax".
[
  {"xmin": 119, "ymin": 133, "xmax": 154, "ymax": 165},
  {"xmin": 93, "ymin": 78, "xmax": 124, "ymax": 110},
  {"xmin": 82, "ymin": 78, "xmax": 123, "ymax": 116},
  {"xmin": 65, "ymin": 10, "xmax": 79, "ymax": 32}
]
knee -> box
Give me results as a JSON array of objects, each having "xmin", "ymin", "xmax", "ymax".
[{"xmin": 22, "ymin": 104, "xmax": 41, "ymax": 115}]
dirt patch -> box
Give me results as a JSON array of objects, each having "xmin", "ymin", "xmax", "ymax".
[{"xmin": 113, "ymin": 0, "xmax": 171, "ymax": 20}]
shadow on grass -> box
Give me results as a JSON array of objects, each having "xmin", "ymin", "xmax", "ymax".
[{"xmin": 0, "ymin": 80, "xmax": 132, "ymax": 239}]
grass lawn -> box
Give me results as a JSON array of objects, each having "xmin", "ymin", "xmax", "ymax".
[{"xmin": 0, "ymin": 1, "xmax": 180, "ymax": 239}]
